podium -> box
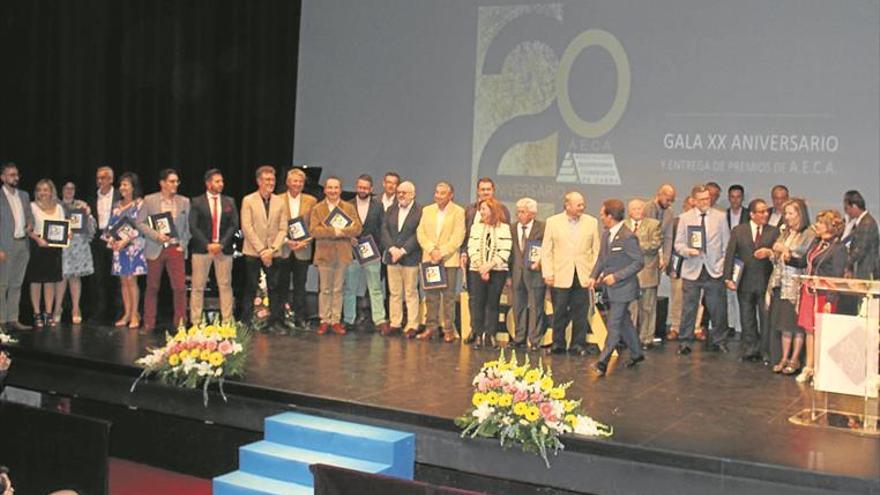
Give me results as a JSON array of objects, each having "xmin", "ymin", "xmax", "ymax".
[{"xmin": 789, "ymin": 275, "xmax": 880, "ymax": 437}]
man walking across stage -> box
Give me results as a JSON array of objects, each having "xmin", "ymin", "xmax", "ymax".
[
  {"xmin": 626, "ymin": 198, "xmax": 662, "ymax": 349},
  {"xmin": 590, "ymin": 199, "xmax": 645, "ymax": 377}
]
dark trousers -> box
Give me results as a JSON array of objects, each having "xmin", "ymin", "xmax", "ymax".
[
  {"xmin": 737, "ymin": 288, "xmax": 768, "ymax": 357},
  {"xmin": 88, "ymin": 239, "xmax": 119, "ymax": 323},
  {"xmin": 550, "ymin": 273, "xmax": 591, "ymax": 351},
  {"xmin": 512, "ymin": 278, "xmax": 545, "ymax": 347},
  {"xmin": 241, "ymin": 256, "xmax": 285, "ymax": 325},
  {"xmin": 285, "ymin": 256, "xmax": 311, "ymax": 319},
  {"xmin": 680, "ymin": 268, "xmax": 728, "ymax": 345},
  {"xmin": 144, "ymin": 247, "xmax": 186, "ymax": 329},
  {"xmin": 597, "ymin": 300, "xmax": 642, "ymax": 364},
  {"xmin": 467, "ymin": 270, "xmax": 506, "ymax": 338}
]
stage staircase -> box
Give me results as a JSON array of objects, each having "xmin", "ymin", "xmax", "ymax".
[{"xmin": 213, "ymin": 412, "xmax": 415, "ymax": 495}]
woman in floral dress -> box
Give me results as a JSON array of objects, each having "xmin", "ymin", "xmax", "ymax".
[
  {"xmin": 106, "ymin": 172, "xmax": 146, "ymax": 328},
  {"xmin": 56, "ymin": 180, "xmax": 96, "ymax": 324}
]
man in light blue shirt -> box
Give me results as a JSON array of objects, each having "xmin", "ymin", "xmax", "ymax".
[{"xmin": 673, "ymin": 184, "xmax": 730, "ymax": 354}]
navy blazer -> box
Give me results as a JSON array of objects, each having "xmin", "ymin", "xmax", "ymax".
[
  {"xmin": 590, "ymin": 224, "xmax": 644, "ymax": 303},
  {"xmin": 189, "ymin": 194, "xmax": 240, "ymax": 255},
  {"xmin": 381, "ymin": 202, "xmax": 422, "ymax": 266},
  {"xmin": 349, "ymin": 196, "xmax": 384, "ymax": 242},
  {"xmin": 723, "ymin": 222, "xmax": 779, "ymax": 292}
]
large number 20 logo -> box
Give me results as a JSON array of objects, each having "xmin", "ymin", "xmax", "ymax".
[{"xmin": 473, "ymin": 7, "xmax": 630, "ymax": 185}]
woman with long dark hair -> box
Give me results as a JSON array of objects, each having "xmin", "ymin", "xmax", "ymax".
[
  {"xmin": 105, "ymin": 172, "xmax": 146, "ymax": 328},
  {"xmin": 55, "ymin": 180, "xmax": 96, "ymax": 324}
]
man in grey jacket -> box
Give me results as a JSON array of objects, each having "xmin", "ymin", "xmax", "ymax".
[{"xmin": 0, "ymin": 162, "xmax": 35, "ymax": 330}]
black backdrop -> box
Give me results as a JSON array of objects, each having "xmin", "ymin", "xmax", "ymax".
[{"xmin": 0, "ymin": 0, "xmax": 301, "ymax": 200}]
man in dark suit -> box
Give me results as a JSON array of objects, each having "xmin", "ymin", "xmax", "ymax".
[
  {"xmin": 841, "ymin": 190, "xmax": 880, "ymax": 314},
  {"xmin": 87, "ymin": 166, "xmax": 122, "ymax": 324},
  {"xmin": 723, "ymin": 199, "xmax": 779, "ymax": 361},
  {"xmin": 381, "ymin": 181, "xmax": 422, "ymax": 336},
  {"xmin": 189, "ymin": 169, "xmax": 239, "ymax": 326},
  {"xmin": 767, "ymin": 185, "xmax": 789, "ymax": 229},
  {"xmin": 589, "ymin": 199, "xmax": 645, "ymax": 377},
  {"xmin": 343, "ymin": 174, "xmax": 387, "ymax": 332},
  {"xmin": 725, "ymin": 185, "xmax": 748, "ymax": 230},
  {"xmin": 509, "ymin": 197, "xmax": 545, "ymax": 350}
]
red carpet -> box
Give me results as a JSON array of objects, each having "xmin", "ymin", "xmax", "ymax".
[{"xmin": 109, "ymin": 458, "xmax": 211, "ymax": 495}]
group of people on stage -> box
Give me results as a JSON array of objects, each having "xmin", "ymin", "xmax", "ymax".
[{"xmin": 0, "ymin": 159, "xmax": 877, "ymax": 380}]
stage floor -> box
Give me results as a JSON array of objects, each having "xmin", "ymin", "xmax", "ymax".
[{"xmin": 4, "ymin": 323, "xmax": 879, "ymax": 490}]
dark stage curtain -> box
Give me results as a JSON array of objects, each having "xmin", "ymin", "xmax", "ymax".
[{"xmin": 0, "ymin": 0, "xmax": 300, "ymax": 201}]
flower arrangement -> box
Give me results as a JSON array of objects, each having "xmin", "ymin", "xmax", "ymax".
[
  {"xmin": 0, "ymin": 332, "xmax": 17, "ymax": 345},
  {"xmin": 251, "ymin": 269, "xmax": 272, "ymax": 331},
  {"xmin": 455, "ymin": 350, "xmax": 612, "ymax": 467},
  {"xmin": 131, "ymin": 321, "xmax": 250, "ymax": 406}
]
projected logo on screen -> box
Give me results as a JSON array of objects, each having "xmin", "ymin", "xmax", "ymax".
[{"xmin": 471, "ymin": 4, "xmax": 630, "ymax": 204}]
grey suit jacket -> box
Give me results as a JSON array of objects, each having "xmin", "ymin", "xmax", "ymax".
[
  {"xmin": 591, "ymin": 225, "xmax": 644, "ymax": 303},
  {"xmin": 674, "ymin": 208, "xmax": 730, "ymax": 280},
  {"xmin": 136, "ymin": 193, "xmax": 192, "ymax": 260},
  {"xmin": 0, "ymin": 187, "xmax": 34, "ymax": 252},
  {"xmin": 627, "ymin": 217, "xmax": 662, "ymax": 288},
  {"xmin": 846, "ymin": 212, "xmax": 879, "ymax": 279},
  {"xmin": 510, "ymin": 220, "xmax": 545, "ymax": 289}
]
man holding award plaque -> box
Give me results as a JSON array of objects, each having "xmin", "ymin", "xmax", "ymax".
[
  {"xmin": 380, "ymin": 181, "xmax": 422, "ymax": 337},
  {"xmin": 310, "ymin": 176, "xmax": 362, "ymax": 335},
  {"xmin": 673, "ymin": 184, "xmax": 731, "ymax": 355},
  {"xmin": 137, "ymin": 169, "xmax": 191, "ymax": 331},
  {"xmin": 281, "ymin": 168, "xmax": 317, "ymax": 330}
]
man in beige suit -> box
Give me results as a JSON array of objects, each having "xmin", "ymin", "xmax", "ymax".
[
  {"xmin": 280, "ymin": 168, "xmax": 317, "ymax": 330},
  {"xmin": 416, "ymin": 181, "xmax": 465, "ymax": 342},
  {"xmin": 240, "ymin": 166, "xmax": 289, "ymax": 330},
  {"xmin": 626, "ymin": 198, "xmax": 662, "ymax": 349},
  {"xmin": 310, "ymin": 176, "xmax": 362, "ymax": 335},
  {"xmin": 541, "ymin": 191, "xmax": 600, "ymax": 355}
]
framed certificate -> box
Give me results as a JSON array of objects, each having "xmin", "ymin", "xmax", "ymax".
[
  {"xmin": 355, "ymin": 234, "xmax": 380, "ymax": 265},
  {"xmin": 287, "ymin": 216, "xmax": 309, "ymax": 241},
  {"xmin": 148, "ymin": 212, "xmax": 179, "ymax": 243},
  {"xmin": 324, "ymin": 207, "xmax": 353, "ymax": 230},
  {"xmin": 731, "ymin": 258, "xmax": 745, "ymax": 286},
  {"xmin": 42, "ymin": 219, "xmax": 70, "ymax": 248},
  {"xmin": 110, "ymin": 217, "xmax": 140, "ymax": 242},
  {"xmin": 525, "ymin": 240, "xmax": 542, "ymax": 270},
  {"xmin": 420, "ymin": 262, "xmax": 447, "ymax": 290},
  {"xmin": 687, "ymin": 225, "xmax": 706, "ymax": 250},
  {"xmin": 67, "ymin": 208, "xmax": 86, "ymax": 232}
]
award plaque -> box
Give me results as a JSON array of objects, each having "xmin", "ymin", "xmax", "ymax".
[
  {"xmin": 42, "ymin": 219, "xmax": 71, "ymax": 248},
  {"xmin": 731, "ymin": 258, "xmax": 745, "ymax": 286},
  {"xmin": 324, "ymin": 207, "xmax": 353, "ymax": 230},
  {"xmin": 68, "ymin": 209, "xmax": 86, "ymax": 232},
  {"xmin": 110, "ymin": 217, "xmax": 140, "ymax": 242},
  {"xmin": 148, "ymin": 212, "xmax": 179, "ymax": 244},
  {"xmin": 420, "ymin": 262, "xmax": 447, "ymax": 290},
  {"xmin": 687, "ymin": 225, "xmax": 706, "ymax": 251},
  {"xmin": 355, "ymin": 234, "xmax": 381, "ymax": 265},
  {"xmin": 525, "ymin": 240, "xmax": 542, "ymax": 270},
  {"xmin": 287, "ymin": 216, "xmax": 309, "ymax": 241}
]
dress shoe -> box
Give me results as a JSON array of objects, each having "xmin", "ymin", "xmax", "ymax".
[
  {"xmin": 317, "ymin": 322, "xmax": 330, "ymax": 335},
  {"xmin": 677, "ymin": 344, "xmax": 692, "ymax": 355},
  {"xmin": 385, "ymin": 326, "xmax": 402, "ymax": 337},
  {"xmin": 548, "ymin": 346, "xmax": 566, "ymax": 355},
  {"xmin": 331, "ymin": 323, "xmax": 347, "ymax": 335},
  {"xmin": 569, "ymin": 347, "xmax": 590, "ymax": 357},
  {"xmin": 583, "ymin": 343, "xmax": 601, "ymax": 355},
  {"xmin": 442, "ymin": 330, "xmax": 457, "ymax": 343},
  {"xmin": 695, "ymin": 328, "xmax": 707, "ymax": 341},
  {"xmin": 6, "ymin": 321, "xmax": 32, "ymax": 331},
  {"xmin": 625, "ymin": 355, "xmax": 645, "ymax": 368},
  {"xmin": 711, "ymin": 342, "xmax": 729, "ymax": 354},
  {"xmin": 403, "ymin": 328, "xmax": 420, "ymax": 339},
  {"xmin": 417, "ymin": 327, "xmax": 439, "ymax": 341},
  {"xmin": 640, "ymin": 343, "xmax": 653, "ymax": 351},
  {"xmin": 375, "ymin": 322, "xmax": 390, "ymax": 335},
  {"xmin": 665, "ymin": 329, "xmax": 679, "ymax": 341},
  {"xmin": 590, "ymin": 362, "xmax": 607, "ymax": 377}
]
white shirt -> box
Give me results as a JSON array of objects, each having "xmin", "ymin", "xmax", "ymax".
[
  {"xmin": 381, "ymin": 193, "xmax": 395, "ymax": 212},
  {"xmin": 607, "ymin": 221, "xmax": 625, "ymax": 245},
  {"xmin": 768, "ymin": 209, "xmax": 783, "ymax": 228},
  {"xmin": 287, "ymin": 192, "xmax": 302, "ymax": 219},
  {"xmin": 750, "ymin": 220, "xmax": 763, "ymax": 243},
  {"xmin": 355, "ymin": 196, "xmax": 370, "ymax": 224},
  {"xmin": 3, "ymin": 186, "xmax": 26, "ymax": 238},
  {"xmin": 729, "ymin": 207, "xmax": 744, "ymax": 228},
  {"xmin": 31, "ymin": 202, "xmax": 64, "ymax": 238},
  {"xmin": 207, "ymin": 193, "xmax": 223, "ymax": 243},
  {"xmin": 397, "ymin": 202, "xmax": 413, "ymax": 232},
  {"xmin": 97, "ymin": 187, "xmax": 114, "ymax": 229},
  {"xmin": 843, "ymin": 210, "xmax": 869, "ymax": 241},
  {"xmin": 435, "ymin": 206, "xmax": 447, "ymax": 238},
  {"xmin": 516, "ymin": 220, "xmax": 534, "ymax": 249}
]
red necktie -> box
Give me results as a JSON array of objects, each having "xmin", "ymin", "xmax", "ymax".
[
  {"xmin": 754, "ymin": 225, "xmax": 761, "ymax": 246},
  {"xmin": 211, "ymin": 196, "xmax": 220, "ymax": 243}
]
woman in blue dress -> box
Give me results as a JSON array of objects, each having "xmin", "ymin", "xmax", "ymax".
[{"xmin": 105, "ymin": 172, "xmax": 146, "ymax": 328}]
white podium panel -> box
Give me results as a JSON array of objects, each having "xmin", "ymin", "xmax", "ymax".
[{"xmin": 814, "ymin": 310, "xmax": 879, "ymax": 398}]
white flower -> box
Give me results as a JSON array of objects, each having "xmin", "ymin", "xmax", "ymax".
[
  {"xmin": 573, "ymin": 415, "xmax": 609, "ymax": 437},
  {"xmin": 196, "ymin": 362, "xmax": 213, "ymax": 377},
  {"xmin": 472, "ymin": 403, "xmax": 495, "ymax": 423},
  {"xmin": 231, "ymin": 342, "xmax": 243, "ymax": 353}
]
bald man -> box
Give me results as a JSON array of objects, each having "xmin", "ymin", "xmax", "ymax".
[
  {"xmin": 626, "ymin": 198, "xmax": 662, "ymax": 348},
  {"xmin": 380, "ymin": 181, "xmax": 423, "ymax": 336},
  {"xmin": 541, "ymin": 191, "xmax": 601, "ymax": 356}
]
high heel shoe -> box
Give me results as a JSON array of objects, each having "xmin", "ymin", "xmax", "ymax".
[
  {"xmin": 129, "ymin": 315, "xmax": 141, "ymax": 329},
  {"xmin": 772, "ymin": 360, "xmax": 788, "ymax": 373},
  {"xmin": 115, "ymin": 317, "xmax": 130, "ymax": 327},
  {"xmin": 782, "ymin": 360, "xmax": 801, "ymax": 375},
  {"xmin": 795, "ymin": 367, "xmax": 814, "ymax": 383},
  {"xmin": 45, "ymin": 314, "xmax": 56, "ymax": 327},
  {"xmin": 72, "ymin": 314, "xmax": 82, "ymax": 325},
  {"xmin": 34, "ymin": 313, "xmax": 44, "ymax": 328}
]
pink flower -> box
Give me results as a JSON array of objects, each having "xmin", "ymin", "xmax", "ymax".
[
  {"xmin": 218, "ymin": 341, "xmax": 233, "ymax": 355},
  {"xmin": 540, "ymin": 402, "xmax": 553, "ymax": 416},
  {"xmin": 205, "ymin": 341, "xmax": 218, "ymax": 352},
  {"xmin": 531, "ymin": 392, "xmax": 544, "ymax": 402},
  {"xmin": 513, "ymin": 390, "xmax": 528, "ymax": 403}
]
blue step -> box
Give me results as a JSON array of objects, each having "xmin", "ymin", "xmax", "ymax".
[
  {"xmin": 213, "ymin": 470, "xmax": 312, "ymax": 495},
  {"xmin": 239, "ymin": 440, "xmax": 392, "ymax": 485},
  {"xmin": 263, "ymin": 412, "xmax": 414, "ymax": 479}
]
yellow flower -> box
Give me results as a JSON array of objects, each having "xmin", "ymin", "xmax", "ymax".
[
  {"xmin": 565, "ymin": 414, "xmax": 578, "ymax": 426},
  {"xmin": 173, "ymin": 330, "xmax": 186, "ymax": 342},
  {"xmin": 498, "ymin": 394, "xmax": 513, "ymax": 407},
  {"xmin": 200, "ymin": 349, "xmax": 212, "ymax": 361},
  {"xmin": 525, "ymin": 406, "xmax": 541, "ymax": 422},
  {"xmin": 513, "ymin": 402, "xmax": 528, "ymax": 416},
  {"xmin": 550, "ymin": 387, "xmax": 565, "ymax": 400},
  {"xmin": 472, "ymin": 393, "xmax": 485, "ymax": 407},
  {"xmin": 190, "ymin": 349, "xmax": 201, "ymax": 360},
  {"xmin": 482, "ymin": 360, "xmax": 498, "ymax": 370},
  {"xmin": 524, "ymin": 369, "xmax": 541, "ymax": 383},
  {"xmin": 564, "ymin": 401, "xmax": 576, "ymax": 413},
  {"xmin": 540, "ymin": 376, "xmax": 554, "ymax": 392},
  {"xmin": 221, "ymin": 327, "xmax": 236, "ymax": 339},
  {"xmin": 209, "ymin": 352, "xmax": 225, "ymax": 367},
  {"xmin": 485, "ymin": 391, "xmax": 499, "ymax": 406},
  {"xmin": 512, "ymin": 366, "xmax": 526, "ymax": 378},
  {"xmin": 168, "ymin": 354, "xmax": 180, "ymax": 366},
  {"xmin": 187, "ymin": 327, "xmax": 198, "ymax": 337},
  {"xmin": 262, "ymin": 297, "xmax": 269, "ymax": 306}
]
